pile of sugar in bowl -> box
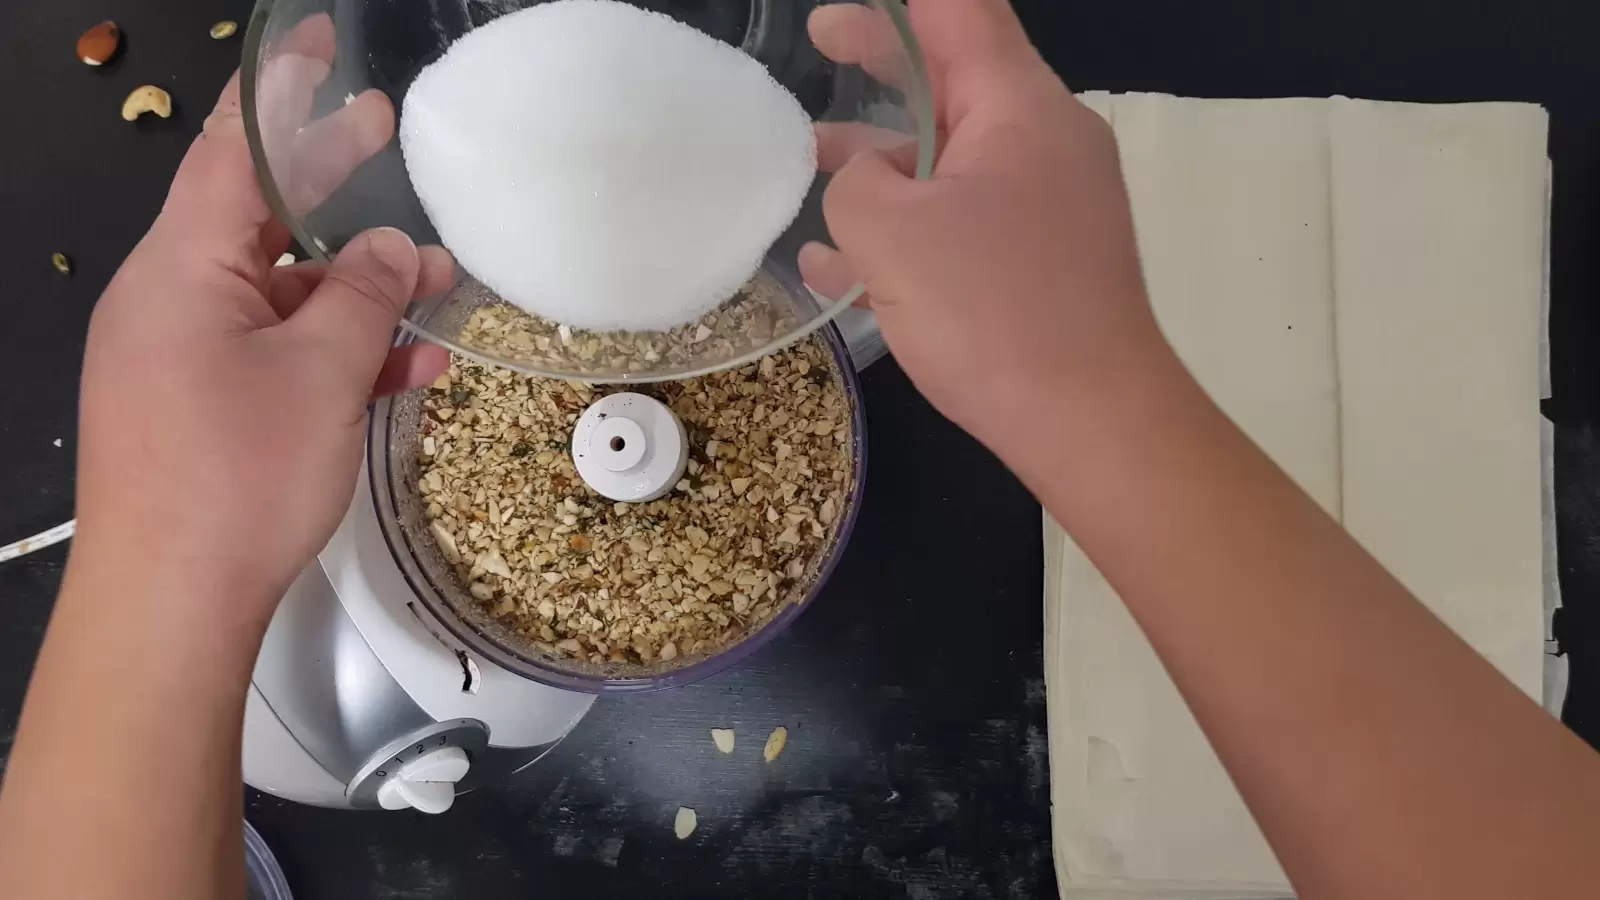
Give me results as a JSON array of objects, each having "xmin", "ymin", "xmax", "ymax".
[{"xmin": 400, "ymin": 0, "xmax": 817, "ymax": 333}]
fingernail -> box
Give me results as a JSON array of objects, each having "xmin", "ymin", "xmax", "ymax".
[{"xmin": 365, "ymin": 226, "xmax": 418, "ymax": 274}]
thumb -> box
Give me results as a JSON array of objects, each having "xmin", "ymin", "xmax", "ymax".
[{"xmin": 285, "ymin": 227, "xmax": 420, "ymax": 378}]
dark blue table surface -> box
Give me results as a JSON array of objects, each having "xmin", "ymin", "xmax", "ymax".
[{"xmin": 3, "ymin": 1, "xmax": 1598, "ymax": 897}]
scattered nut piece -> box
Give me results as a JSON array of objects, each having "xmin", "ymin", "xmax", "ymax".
[
  {"xmin": 121, "ymin": 85, "xmax": 173, "ymax": 121},
  {"xmin": 77, "ymin": 21, "xmax": 120, "ymax": 66},
  {"xmin": 50, "ymin": 253, "xmax": 72, "ymax": 276},
  {"xmin": 673, "ymin": 806, "xmax": 697, "ymax": 839},
  {"xmin": 763, "ymin": 726, "xmax": 788, "ymax": 762},
  {"xmin": 710, "ymin": 729, "xmax": 735, "ymax": 754},
  {"xmin": 209, "ymin": 20, "xmax": 238, "ymax": 40}
]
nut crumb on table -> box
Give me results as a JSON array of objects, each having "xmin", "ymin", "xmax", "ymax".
[
  {"xmin": 673, "ymin": 806, "xmax": 697, "ymax": 839},
  {"xmin": 415, "ymin": 334, "xmax": 854, "ymax": 673},
  {"xmin": 763, "ymin": 725, "xmax": 788, "ymax": 762}
]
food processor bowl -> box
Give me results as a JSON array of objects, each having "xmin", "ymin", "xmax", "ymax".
[
  {"xmin": 368, "ymin": 321, "xmax": 866, "ymax": 691},
  {"xmin": 242, "ymin": 0, "xmax": 934, "ymax": 382}
]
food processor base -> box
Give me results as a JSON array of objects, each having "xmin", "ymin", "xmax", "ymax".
[{"xmin": 242, "ymin": 462, "xmax": 596, "ymax": 812}]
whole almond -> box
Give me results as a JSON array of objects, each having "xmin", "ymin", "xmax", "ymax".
[{"xmin": 77, "ymin": 20, "xmax": 120, "ymax": 66}]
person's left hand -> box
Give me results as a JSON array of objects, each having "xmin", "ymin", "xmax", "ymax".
[{"xmin": 73, "ymin": 16, "xmax": 453, "ymax": 619}]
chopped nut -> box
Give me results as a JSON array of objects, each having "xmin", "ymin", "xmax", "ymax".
[
  {"xmin": 50, "ymin": 253, "xmax": 72, "ymax": 276},
  {"xmin": 674, "ymin": 806, "xmax": 697, "ymax": 839},
  {"xmin": 209, "ymin": 20, "xmax": 238, "ymax": 40},
  {"xmin": 479, "ymin": 548, "xmax": 512, "ymax": 578},
  {"xmin": 710, "ymin": 728, "xmax": 736, "ymax": 754},
  {"xmin": 430, "ymin": 521, "xmax": 461, "ymax": 564},
  {"xmin": 763, "ymin": 726, "xmax": 788, "ymax": 762},
  {"xmin": 415, "ymin": 336, "xmax": 853, "ymax": 673},
  {"xmin": 432, "ymin": 269, "xmax": 798, "ymax": 380},
  {"xmin": 121, "ymin": 85, "xmax": 173, "ymax": 121}
]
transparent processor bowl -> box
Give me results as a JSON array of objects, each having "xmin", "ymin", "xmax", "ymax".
[
  {"xmin": 242, "ymin": 0, "xmax": 934, "ymax": 383},
  {"xmin": 367, "ymin": 322, "xmax": 866, "ymax": 692}
]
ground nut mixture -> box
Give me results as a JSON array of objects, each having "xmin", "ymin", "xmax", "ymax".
[
  {"xmin": 446, "ymin": 274, "xmax": 798, "ymax": 379},
  {"xmin": 415, "ymin": 337, "xmax": 854, "ymax": 670}
]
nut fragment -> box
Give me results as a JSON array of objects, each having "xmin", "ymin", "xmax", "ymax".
[
  {"xmin": 673, "ymin": 806, "xmax": 697, "ymax": 839},
  {"xmin": 430, "ymin": 521, "xmax": 461, "ymax": 564},
  {"xmin": 121, "ymin": 85, "xmax": 173, "ymax": 121},
  {"xmin": 77, "ymin": 21, "xmax": 120, "ymax": 66},
  {"xmin": 440, "ymin": 269, "xmax": 797, "ymax": 379},
  {"xmin": 710, "ymin": 729, "xmax": 735, "ymax": 754},
  {"xmin": 50, "ymin": 253, "xmax": 72, "ymax": 276},
  {"xmin": 209, "ymin": 20, "xmax": 238, "ymax": 40},
  {"xmin": 763, "ymin": 726, "xmax": 788, "ymax": 762}
]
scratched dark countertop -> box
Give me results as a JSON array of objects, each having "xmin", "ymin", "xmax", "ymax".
[{"xmin": 5, "ymin": 1, "xmax": 1600, "ymax": 898}]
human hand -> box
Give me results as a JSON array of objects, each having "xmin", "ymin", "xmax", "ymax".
[
  {"xmin": 74, "ymin": 16, "xmax": 453, "ymax": 618},
  {"xmin": 802, "ymin": 0, "xmax": 1164, "ymax": 448}
]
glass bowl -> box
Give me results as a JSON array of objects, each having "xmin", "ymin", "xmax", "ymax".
[
  {"xmin": 242, "ymin": 0, "xmax": 934, "ymax": 383},
  {"xmin": 367, "ymin": 321, "xmax": 866, "ymax": 692}
]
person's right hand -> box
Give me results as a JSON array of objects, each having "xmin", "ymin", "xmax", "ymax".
[{"xmin": 803, "ymin": 0, "xmax": 1165, "ymax": 450}]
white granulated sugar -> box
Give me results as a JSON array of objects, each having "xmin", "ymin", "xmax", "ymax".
[{"xmin": 400, "ymin": 0, "xmax": 817, "ymax": 332}]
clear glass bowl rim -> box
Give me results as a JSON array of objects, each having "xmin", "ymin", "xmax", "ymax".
[{"xmin": 239, "ymin": 0, "xmax": 937, "ymax": 384}]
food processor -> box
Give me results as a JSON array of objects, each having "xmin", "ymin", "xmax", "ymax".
[{"xmin": 239, "ymin": 0, "xmax": 929, "ymax": 811}]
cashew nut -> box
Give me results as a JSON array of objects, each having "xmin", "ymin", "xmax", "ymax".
[{"xmin": 121, "ymin": 85, "xmax": 173, "ymax": 122}]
